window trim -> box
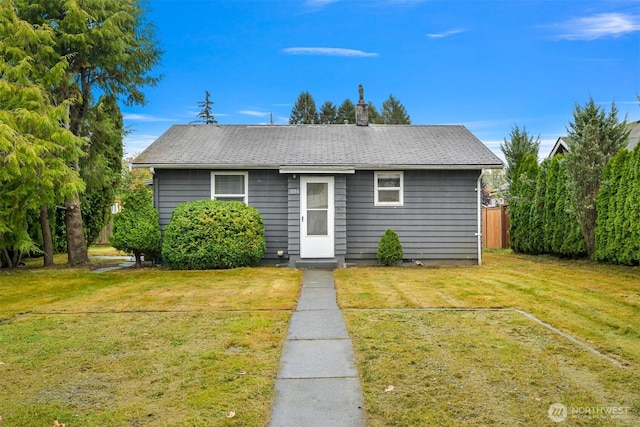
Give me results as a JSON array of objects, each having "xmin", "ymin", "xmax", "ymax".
[
  {"xmin": 374, "ymin": 171, "xmax": 404, "ymax": 206},
  {"xmin": 211, "ymin": 171, "xmax": 248, "ymax": 204}
]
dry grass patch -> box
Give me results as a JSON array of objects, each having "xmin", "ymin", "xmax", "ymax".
[
  {"xmin": 346, "ymin": 309, "xmax": 639, "ymax": 426},
  {"xmin": 335, "ymin": 251, "xmax": 640, "ymax": 426},
  {"xmin": 0, "ymin": 267, "xmax": 301, "ymax": 426}
]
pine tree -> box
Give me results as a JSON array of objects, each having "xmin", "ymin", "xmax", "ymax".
[
  {"xmin": 289, "ymin": 91, "xmax": 318, "ymax": 124},
  {"xmin": 319, "ymin": 101, "xmax": 337, "ymax": 124},
  {"xmin": 193, "ymin": 90, "xmax": 217, "ymax": 124},
  {"xmin": 368, "ymin": 102, "xmax": 382, "ymax": 124},
  {"xmin": 500, "ymin": 125, "xmax": 541, "ymax": 184},
  {"xmin": 336, "ymin": 99, "xmax": 355, "ymax": 124},
  {"xmin": 564, "ymin": 99, "xmax": 629, "ymax": 259},
  {"xmin": 381, "ymin": 94, "xmax": 411, "ymax": 124}
]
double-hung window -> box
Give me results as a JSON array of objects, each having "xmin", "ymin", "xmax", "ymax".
[
  {"xmin": 211, "ymin": 172, "xmax": 248, "ymax": 203},
  {"xmin": 374, "ymin": 171, "xmax": 403, "ymax": 206}
]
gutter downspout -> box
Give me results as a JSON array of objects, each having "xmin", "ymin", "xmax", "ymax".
[{"xmin": 477, "ymin": 170, "xmax": 484, "ymax": 265}]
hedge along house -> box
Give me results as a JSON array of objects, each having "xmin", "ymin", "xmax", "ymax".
[{"xmin": 132, "ymin": 93, "xmax": 503, "ymax": 268}]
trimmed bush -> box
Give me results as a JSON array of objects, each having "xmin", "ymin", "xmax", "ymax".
[
  {"xmin": 110, "ymin": 181, "xmax": 162, "ymax": 268},
  {"xmin": 161, "ymin": 200, "xmax": 266, "ymax": 269},
  {"xmin": 377, "ymin": 229, "xmax": 403, "ymax": 266}
]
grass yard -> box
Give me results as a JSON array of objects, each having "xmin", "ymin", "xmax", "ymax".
[
  {"xmin": 335, "ymin": 251, "xmax": 640, "ymax": 426},
  {"xmin": 0, "ymin": 266, "xmax": 301, "ymax": 426}
]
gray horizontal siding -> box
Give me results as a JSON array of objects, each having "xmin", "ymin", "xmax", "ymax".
[
  {"xmin": 155, "ymin": 169, "xmax": 211, "ymax": 227},
  {"xmin": 346, "ymin": 169, "xmax": 480, "ymax": 262},
  {"xmin": 154, "ymin": 169, "xmax": 288, "ymax": 261},
  {"xmin": 287, "ymin": 176, "xmax": 300, "ymax": 256},
  {"xmin": 247, "ymin": 170, "xmax": 288, "ymax": 260}
]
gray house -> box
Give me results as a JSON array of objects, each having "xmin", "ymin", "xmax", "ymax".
[{"xmin": 132, "ymin": 104, "xmax": 502, "ymax": 267}]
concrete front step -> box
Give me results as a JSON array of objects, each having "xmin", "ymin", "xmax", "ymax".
[{"xmin": 294, "ymin": 258, "xmax": 339, "ymax": 270}]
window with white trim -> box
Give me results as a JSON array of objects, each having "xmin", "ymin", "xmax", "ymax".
[
  {"xmin": 374, "ymin": 171, "xmax": 403, "ymax": 206},
  {"xmin": 211, "ymin": 172, "xmax": 248, "ymax": 203}
]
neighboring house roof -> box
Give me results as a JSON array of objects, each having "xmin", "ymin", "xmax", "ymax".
[
  {"xmin": 133, "ymin": 124, "xmax": 504, "ymax": 170},
  {"xmin": 548, "ymin": 137, "xmax": 570, "ymax": 157},
  {"xmin": 627, "ymin": 120, "xmax": 640, "ymax": 151},
  {"xmin": 548, "ymin": 121, "xmax": 640, "ymax": 158}
]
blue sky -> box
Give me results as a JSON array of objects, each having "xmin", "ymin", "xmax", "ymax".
[{"xmin": 123, "ymin": 0, "xmax": 640, "ymax": 160}]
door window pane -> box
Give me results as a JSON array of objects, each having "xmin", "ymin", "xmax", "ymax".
[
  {"xmin": 307, "ymin": 210, "xmax": 328, "ymax": 235},
  {"xmin": 307, "ymin": 183, "xmax": 328, "ymax": 209}
]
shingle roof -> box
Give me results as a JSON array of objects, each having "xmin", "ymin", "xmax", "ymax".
[{"xmin": 132, "ymin": 124, "xmax": 503, "ymax": 170}]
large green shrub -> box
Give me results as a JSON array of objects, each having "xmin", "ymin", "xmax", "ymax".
[
  {"xmin": 161, "ymin": 200, "xmax": 266, "ymax": 270},
  {"xmin": 110, "ymin": 181, "xmax": 162, "ymax": 268},
  {"xmin": 377, "ymin": 229, "xmax": 403, "ymax": 266}
]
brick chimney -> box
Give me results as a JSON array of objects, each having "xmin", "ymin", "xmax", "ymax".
[{"xmin": 355, "ymin": 83, "xmax": 368, "ymax": 126}]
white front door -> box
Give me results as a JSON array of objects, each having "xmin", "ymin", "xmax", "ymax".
[{"xmin": 300, "ymin": 176, "xmax": 335, "ymax": 258}]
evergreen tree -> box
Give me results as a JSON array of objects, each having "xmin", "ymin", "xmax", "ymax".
[
  {"xmin": 500, "ymin": 125, "xmax": 541, "ymax": 184},
  {"xmin": 507, "ymin": 154, "xmax": 538, "ymax": 253},
  {"xmin": 319, "ymin": 100, "xmax": 337, "ymax": 124},
  {"xmin": 0, "ymin": 3, "xmax": 84, "ymax": 267},
  {"xmin": 110, "ymin": 180, "xmax": 162, "ymax": 268},
  {"xmin": 595, "ymin": 149, "xmax": 628, "ymax": 263},
  {"xmin": 528, "ymin": 160, "xmax": 548, "ymax": 254},
  {"xmin": 619, "ymin": 145, "xmax": 640, "ymax": 264},
  {"xmin": 336, "ymin": 99, "xmax": 355, "ymax": 124},
  {"xmin": 193, "ymin": 90, "xmax": 217, "ymax": 124},
  {"xmin": 564, "ymin": 98, "xmax": 630, "ymax": 259},
  {"xmin": 368, "ymin": 102, "xmax": 382, "ymax": 124},
  {"xmin": 289, "ymin": 91, "xmax": 318, "ymax": 124},
  {"xmin": 554, "ymin": 158, "xmax": 586, "ymax": 258},
  {"xmin": 16, "ymin": 0, "xmax": 162, "ymax": 265},
  {"xmin": 80, "ymin": 96, "xmax": 124, "ymax": 246},
  {"xmin": 381, "ymin": 94, "xmax": 411, "ymax": 124}
]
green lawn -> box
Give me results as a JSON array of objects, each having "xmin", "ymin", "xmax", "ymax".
[
  {"xmin": 0, "ymin": 266, "xmax": 301, "ymax": 426},
  {"xmin": 335, "ymin": 251, "xmax": 640, "ymax": 426},
  {"xmin": 2, "ymin": 251, "xmax": 639, "ymax": 426}
]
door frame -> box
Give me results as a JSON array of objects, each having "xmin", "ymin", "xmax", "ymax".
[{"xmin": 300, "ymin": 175, "xmax": 335, "ymax": 258}]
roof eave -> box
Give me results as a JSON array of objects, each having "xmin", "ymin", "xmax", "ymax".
[{"xmin": 132, "ymin": 162, "xmax": 504, "ymax": 170}]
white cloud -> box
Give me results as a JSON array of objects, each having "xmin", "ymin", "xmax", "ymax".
[
  {"xmin": 239, "ymin": 110, "xmax": 270, "ymax": 118},
  {"xmin": 282, "ymin": 47, "xmax": 378, "ymax": 57},
  {"xmin": 305, "ymin": 0, "xmax": 339, "ymax": 7},
  {"xmin": 123, "ymin": 134, "xmax": 159, "ymax": 157},
  {"xmin": 427, "ymin": 28, "xmax": 465, "ymax": 39},
  {"xmin": 122, "ymin": 113, "xmax": 175, "ymax": 123},
  {"xmin": 553, "ymin": 13, "xmax": 640, "ymax": 40}
]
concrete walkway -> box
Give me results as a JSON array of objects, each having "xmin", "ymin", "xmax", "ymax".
[{"xmin": 269, "ymin": 270, "xmax": 365, "ymax": 427}]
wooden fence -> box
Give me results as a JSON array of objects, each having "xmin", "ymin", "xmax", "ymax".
[
  {"xmin": 95, "ymin": 218, "xmax": 113, "ymax": 246},
  {"xmin": 482, "ymin": 205, "xmax": 509, "ymax": 249}
]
